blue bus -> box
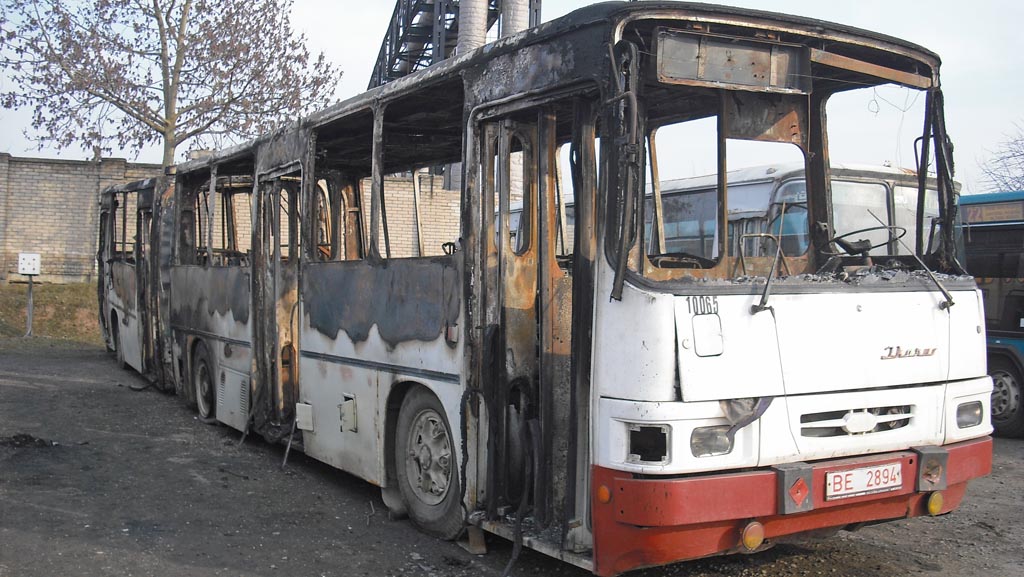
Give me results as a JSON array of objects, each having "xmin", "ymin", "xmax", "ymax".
[{"xmin": 961, "ymin": 190, "xmax": 1024, "ymax": 436}]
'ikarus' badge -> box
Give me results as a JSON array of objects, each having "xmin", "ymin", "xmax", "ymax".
[{"xmin": 880, "ymin": 346, "xmax": 938, "ymax": 360}]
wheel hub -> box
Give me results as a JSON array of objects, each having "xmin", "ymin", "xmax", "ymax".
[
  {"xmin": 991, "ymin": 370, "xmax": 1020, "ymax": 420},
  {"xmin": 196, "ymin": 360, "xmax": 213, "ymax": 417},
  {"xmin": 417, "ymin": 445, "xmax": 433, "ymax": 469},
  {"xmin": 406, "ymin": 409, "xmax": 451, "ymax": 506}
]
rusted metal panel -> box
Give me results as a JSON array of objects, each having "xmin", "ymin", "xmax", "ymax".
[
  {"xmin": 655, "ymin": 29, "xmax": 810, "ymax": 94},
  {"xmin": 810, "ymin": 48, "xmax": 932, "ymax": 90},
  {"xmin": 724, "ymin": 92, "xmax": 807, "ymax": 147}
]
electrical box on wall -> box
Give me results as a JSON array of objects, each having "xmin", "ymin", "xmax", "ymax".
[{"xmin": 18, "ymin": 253, "xmax": 41, "ymax": 276}]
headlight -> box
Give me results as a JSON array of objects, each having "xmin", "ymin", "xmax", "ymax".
[
  {"xmin": 690, "ymin": 425, "xmax": 733, "ymax": 457},
  {"xmin": 956, "ymin": 401, "xmax": 983, "ymax": 429},
  {"xmin": 628, "ymin": 424, "xmax": 670, "ymax": 464}
]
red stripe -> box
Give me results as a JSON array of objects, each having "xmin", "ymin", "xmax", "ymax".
[{"xmin": 592, "ymin": 437, "xmax": 992, "ymax": 576}]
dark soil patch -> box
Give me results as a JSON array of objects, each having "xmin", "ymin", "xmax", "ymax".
[{"xmin": 0, "ymin": 433, "xmax": 58, "ymax": 448}]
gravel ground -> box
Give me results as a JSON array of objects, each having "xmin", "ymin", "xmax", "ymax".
[{"xmin": 1, "ymin": 337, "xmax": 1022, "ymax": 577}]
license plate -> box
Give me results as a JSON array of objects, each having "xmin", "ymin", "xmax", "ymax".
[{"xmin": 825, "ymin": 462, "xmax": 903, "ymax": 500}]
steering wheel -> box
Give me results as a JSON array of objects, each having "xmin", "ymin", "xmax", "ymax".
[{"xmin": 822, "ymin": 225, "xmax": 907, "ymax": 256}]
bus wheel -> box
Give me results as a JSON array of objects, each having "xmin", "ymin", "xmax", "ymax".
[
  {"xmin": 111, "ymin": 314, "xmax": 125, "ymax": 370},
  {"xmin": 991, "ymin": 358, "xmax": 1024, "ymax": 438},
  {"xmin": 395, "ymin": 387, "xmax": 463, "ymax": 540},
  {"xmin": 192, "ymin": 341, "xmax": 216, "ymax": 421}
]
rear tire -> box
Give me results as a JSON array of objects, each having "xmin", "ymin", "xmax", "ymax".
[
  {"xmin": 395, "ymin": 387, "xmax": 463, "ymax": 540},
  {"xmin": 991, "ymin": 357, "xmax": 1024, "ymax": 438},
  {"xmin": 192, "ymin": 341, "xmax": 216, "ymax": 420}
]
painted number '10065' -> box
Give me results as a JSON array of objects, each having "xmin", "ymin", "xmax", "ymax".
[{"xmin": 685, "ymin": 295, "xmax": 718, "ymax": 315}]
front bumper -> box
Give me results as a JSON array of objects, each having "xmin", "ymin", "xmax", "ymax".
[{"xmin": 591, "ymin": 436, "xmax": 992, "ymax": 576}]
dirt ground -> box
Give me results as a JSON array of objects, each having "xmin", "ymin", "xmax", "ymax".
[{"xmin": 1, "ymin": 337, "xmax": 1022, "ymax": 577}]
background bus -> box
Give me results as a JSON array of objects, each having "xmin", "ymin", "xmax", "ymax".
[
  {"xmin": 528, "ymin": 162, "xmax": 945, "ymax": 278},
  {"xmin": 652, "ymin": 162, "xmax": 943, "ymax": 273},
  {"xmin": 961, "ymin": 190, "xmax": 1024, "ymax": 436}
]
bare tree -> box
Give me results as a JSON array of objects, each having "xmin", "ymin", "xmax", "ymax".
[
  {"xmin": 982, "ymin": 123, "xmax": 1024, "ymax": 192},
  {"xmin": 0, "ymin": 0, "xmax": 340, "ymax": 166}
]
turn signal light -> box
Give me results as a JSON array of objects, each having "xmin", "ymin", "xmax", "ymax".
[
  {"xmin": 597, "ymin": 484, "xmax": 612, "ymax": 504},
  {"xmin": 740, "ymin": 521, "xmax": 765, "ymax": 551},
  {"xmin": 926, "ymin": 491, "xmax": 944, "ymax": 516}
]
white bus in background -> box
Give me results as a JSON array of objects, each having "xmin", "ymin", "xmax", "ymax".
[{"xmin": 520, "ymin": 162, "xmax": 946, "ymax": 276}]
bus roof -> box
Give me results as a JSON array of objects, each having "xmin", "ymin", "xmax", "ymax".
[
  {"xmin": 100, "ymin": 178, "xmax": 157, "ymax": 196},
  {"xmin": 172, "ymin": 1, "xmax": 942, "ymax": 177},
  {"xmin": 959, "ymin": 190, "xmax": 1024, "ymax": 205}
]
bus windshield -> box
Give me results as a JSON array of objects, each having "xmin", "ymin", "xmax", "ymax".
[{"xmin": 617, "ymin": 29, "xmax": 959, "ymax": 283}]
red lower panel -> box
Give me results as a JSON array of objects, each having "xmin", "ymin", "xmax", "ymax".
[{"xmin": 591, "ymin": 437, "xmax": 991, "ymax": 577}]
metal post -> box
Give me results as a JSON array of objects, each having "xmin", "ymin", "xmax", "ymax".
[
  {"xmin": 24, "ymin": 275, "xmax": 33, "ymax": 338},
  {"xmin": 412, "ymin": 169, "xmax": 425, "ymax": 257}
]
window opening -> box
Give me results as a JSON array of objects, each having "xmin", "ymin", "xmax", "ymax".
[
  {"xmin": 826, "ymin": 84, "xmax": 936, "ymax": 257},
  {"xmin": 643, "ymin": 115, "xmax": 806, "ymax": 269},
  {"xmin": 113, "ymin": 191, "xmax": 138, "ymax": 262}
]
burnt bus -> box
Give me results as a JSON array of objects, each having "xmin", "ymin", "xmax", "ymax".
[{"xmin": 99, "ymin": 3, "xmax": 991, "ymax": 575}]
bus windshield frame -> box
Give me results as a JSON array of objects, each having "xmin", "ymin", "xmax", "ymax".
[{"xmin": 604, "ymin": 20, "xmax": 961, "ymax": 291}]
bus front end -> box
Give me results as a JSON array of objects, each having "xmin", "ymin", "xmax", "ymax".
[
  {"xmin": 588, "ymin": 7, "xmax": 993, "ymax": 575},
  {"xmin": 589, "ymin": 272, "xmax": 993, "ymax": 575}
]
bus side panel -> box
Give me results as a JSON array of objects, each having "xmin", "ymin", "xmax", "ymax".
[
  {"xmin": 298, "ymin": 259, "xmax": 463, "ymax": 486},
  {"xmin": 111, "ymin": 261, "xmax": 144, "ymax": 372},
  {"xmin": 169, "ymin": 264, "xmax": 253, "ymax": 430},
  {"xmin": 97, "ymin": 206, "xmax": 111, "ymax": 347}
]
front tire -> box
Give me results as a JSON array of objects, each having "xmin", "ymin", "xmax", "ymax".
[
  {"xmin": 395, "ymin": 387, "xmax": 463, "ymax": 539},
  {"xmin": 991, "ymin": 357, "xmax": 1024, "ymax": 437},
  {"xmin": 192, "ymin": 341, "xmax": 216, "ymax": 421}
]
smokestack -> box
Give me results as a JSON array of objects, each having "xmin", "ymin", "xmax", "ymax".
[
  {"xmin": 458, "ymin": 0, "xmax": 488, "ymax": 54},
  {"xmin": 501, "ymin": 0, "xmax": 530, "ymax": 37}
]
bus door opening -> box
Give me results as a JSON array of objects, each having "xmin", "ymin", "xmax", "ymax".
[{"xmin": 254, "ymin": 169, "xmax": 302, "ymax": 440}]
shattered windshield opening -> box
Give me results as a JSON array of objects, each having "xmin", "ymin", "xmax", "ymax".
[
  {"xmin": 606, "ymin": 21, "xmax": 962, "ymax": 293},
  {"xmin": 637, "ymin": 109, "xmax": 807, "ymax": 276},
  {"xmin": 824, "ymin": 84, "xmax": 953, "ymax": 266}
]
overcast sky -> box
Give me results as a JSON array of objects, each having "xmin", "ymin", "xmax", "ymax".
[{"xmin": 2, "ymin": 0, "xmax": 1021, "ymax": 194}]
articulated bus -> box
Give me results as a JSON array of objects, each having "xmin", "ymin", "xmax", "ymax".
[
  {"xmin": 98, "ymin": 3, "xmax": 992, "ymax": 575},
  {"xmin": 960, "ymin": 190, "xmax": 1024, "ymax": 437}
]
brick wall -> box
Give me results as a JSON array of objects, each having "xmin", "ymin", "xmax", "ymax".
[
  {"xmin": 0, "ymin": 154, "xmax": 162, "ymax": 284},
  {"xmin": 0, "ymin": 155, "xmax": 467, "ymax": 284},
  {"xmin": 362, "ymin": 173, "xmax": 462, "ymax": 258}
]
